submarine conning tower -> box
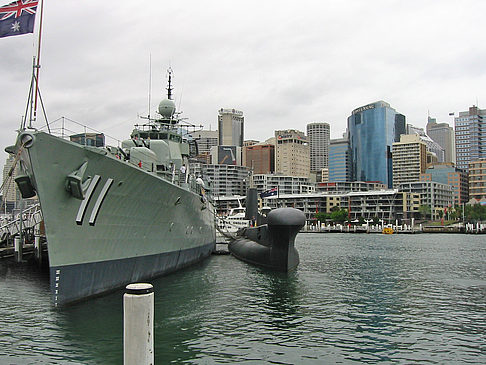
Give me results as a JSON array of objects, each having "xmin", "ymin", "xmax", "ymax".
[{"xmin": 267, "ymin": 208, "xmax": 306, "ymax": 248}]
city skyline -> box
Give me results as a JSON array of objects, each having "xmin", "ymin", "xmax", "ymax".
[{"xmin": 1, "ymin": 1, "xmax": 485, "ymax": 170}]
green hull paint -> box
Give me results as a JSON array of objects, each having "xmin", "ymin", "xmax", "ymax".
[{"xmin": 18, "ymin": 131, "xmax": 216, "ymax": 305}]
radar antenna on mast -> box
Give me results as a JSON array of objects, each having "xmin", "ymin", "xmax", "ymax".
[{"xmin": 167, "ymin": 67, "xmax": 173, "ymax": 100}]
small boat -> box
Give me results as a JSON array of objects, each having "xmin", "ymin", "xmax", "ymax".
[
  {"xmin": 216, "ymin": 203, "xmax": 250, "ymax": 239},
  {"xmin": 382, "ymin": 227, "xmax": 394, "ymax": 234}
]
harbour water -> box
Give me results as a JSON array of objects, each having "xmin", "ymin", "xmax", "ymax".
[{"xmin": 1, "ymin": 233, "xmax": 485, "ymax": 364}]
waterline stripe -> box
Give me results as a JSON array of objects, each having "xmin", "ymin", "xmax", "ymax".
[
  {"xmin": 76, "ymin": 175, "xmax": 101, "ymax": 225},
  {"xmin": 89, "ymin": 178, "xmax": 114, "ymax": 226}
]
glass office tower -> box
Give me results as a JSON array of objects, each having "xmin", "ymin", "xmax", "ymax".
[
  {"xmin": 328, "ymin": 137, "xmax": 350, "ymax": 182},
  {"xmin": 348, "ymin": 101, "xmax": 405, "ymax": 188}
]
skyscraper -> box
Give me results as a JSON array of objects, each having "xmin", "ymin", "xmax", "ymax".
[
  {"xmin": 328, "ymin": 137, "xmax": 350, "ymax": 182},
  {"xmin": 348, "ymin": 101, "xmax": 405, "ymax": 188},
  {"xmin": 192, "ymin": 130, "xmax": 218, "ymax": 153},
  {"xmin": 468, "ymin": 159, "xmax": 486, "ymax": 200},
  {"xmin": 306, "ymin": 122, "xmax": 330, "ymax": 173},
  {"xmin": 426, "ymin": 117, "xmax": 456, "ymax": 164},
  {"xmin": 455, "ymin": 105, "xmax": 486, "ymax": 171},
  {"xmin": 274, "ymin": 129, "xmax": 310, "ymax": 177},
  {"xmin": 392, "ymin": 134, "xmax": 427, "ymax": 188},
  {"xmin": 244, "ymin": 144, "xmax": 275, "ymax": 174},
  {"xmin": 218, "ymin": 108, "xmax": 244, "ymax": 147}
]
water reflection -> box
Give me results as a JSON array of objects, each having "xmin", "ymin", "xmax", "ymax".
[
  {"xmin": 1, "ymin": 234, "xmax": 485, "ymax": 363},
  {"xmin": 249, "ymin": 267, "xmax": 303, "ymax": 330}
]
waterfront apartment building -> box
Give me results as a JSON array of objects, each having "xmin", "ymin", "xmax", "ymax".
[
  {"xmin": 260, "ymin": 190, "xmax": 419, "ymax": 223},
  {"xmin": 244, "ymin": 144, "xmax": 275, "ymax": 174},
  {"xmin": 468, "ymin": 159, "xmax": 486, "ymax": 200},
  {"xmin": 398, "ymin": 181, "xmax": 454, "ymax": 219},
  {"xmin": 328, "ymin": 137, "xmax": 350, "ymax": 182},
  {"xmin": 306, "ymin": 122, "xmax": 330, "ymax": 173},
  {"xmin": 420, "ymin": 163, "xmax": 468, "ymax": 205},
  {"xmin": 392, "ymin": 134, "xmax": 427, "ymax": 188},
  {"xmin": 340, "ymin": 190, "xmax": 421, "ymax": 222},
  {"xmin": 316, "ymin": 181, "xmax": 387, "ymax": 194},
  {"xmin": 252, "ymin": 174, "xmax": 314, "ymax": 196},
  {"xmin": 274, "ymin": 129, "xmax": 310, "ymax": 177},
  {"xmin": 455, "ymin": 105, "xmax": 486, "ymax": 171},
  {"xmin": 348, "ymin": 101, "xmax": 406, "ymax": 188},
  {"xmin": 260, "ymin": 193, "xmax": 340, "ymax": 222},
  {"xmin": 426, "ymin": 117, "xmax": 456, "ymax": 164},
  {"xmin": 218, "ymin": 108, "xmax": 244, "ymax": 147}
]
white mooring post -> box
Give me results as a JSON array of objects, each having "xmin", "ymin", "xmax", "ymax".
[
  {"xmin": 34, "ymin": 225, "xmax": 41, "ymax": 263},
  {"xmin": 14, "ymin": 236, "xmax": 22, "ymax": 263},
  {"xmin": 124, "ymin": 283, "xmax": 154, "ymax": 365}
]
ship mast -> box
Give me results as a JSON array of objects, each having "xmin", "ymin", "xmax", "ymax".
[
  {"xmin": 32, "ymin": 0, "xmax": 44, "ymax": 126},
  {"xmin": 166, "ymin": 67, "xmax": 173, "ymax": 100},
  {"xmin": 21, "ymin": 0, "xmax": 46, "ymax": 131}
]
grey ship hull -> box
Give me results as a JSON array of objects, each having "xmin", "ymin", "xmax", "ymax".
[{"xmin": 18, "ymin": 131, "xmax": 216, "ymax": 306}]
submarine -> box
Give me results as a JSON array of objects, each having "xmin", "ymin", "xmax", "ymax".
[{"xmin": 228, "ymin": 189, "xmax": 305, "ymax": 272}]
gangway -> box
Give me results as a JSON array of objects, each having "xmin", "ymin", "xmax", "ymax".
[{"xmin": 0, "ymin": 203, "xmax": 43, "ymax": 242}]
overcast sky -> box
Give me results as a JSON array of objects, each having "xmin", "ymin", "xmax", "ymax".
[{"xmin": 1, "ymin": 0, "xmax": 485, "ymax": 169}]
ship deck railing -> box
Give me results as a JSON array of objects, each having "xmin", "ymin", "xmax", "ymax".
[{"xmin": 38, "ymin": 116, "xmax": 123, "ymax": 148}]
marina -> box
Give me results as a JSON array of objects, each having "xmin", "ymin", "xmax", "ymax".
[
  {"xmin": 0, "ymin": 1, "xmax": 485, "ymax": 364},
  {"xmin": 1, "ymin": 233, "xmax": 485, "ymax": 363}
]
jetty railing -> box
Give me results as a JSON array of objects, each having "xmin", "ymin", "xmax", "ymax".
[{"xmin": 0, "ymin": 203, "xmax": 43, "ymax": 241}]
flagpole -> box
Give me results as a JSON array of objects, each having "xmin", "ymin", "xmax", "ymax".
[{"xmin": 32, "ymin": 0, "xmax": 44, "ymax": 127}]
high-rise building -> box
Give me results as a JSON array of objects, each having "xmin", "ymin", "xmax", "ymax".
[
  {"xmin": 306, "ymin": 122, "xmax": 330, "ymax": 173},
  {"xmin": 468, "ymin": 159, "xmax": 486, "ymax": 200},
  {"xmin": 210, "ymin": 146, "xmax": 243, "ymax": 166},
  {"xmin": 392, "ymin": 134, "xmax": 427, "ymax": 188},
  {"xmin": 218, "ymin": 108, "xmax": 244, "ymax": 147},
  {"xmin": 328, "ymin": 137, "xmax": 350, "ymax": 182},
  {"xmin": 455, "ymin": 105, "xmax": 486, "ymax": 171},
  {"xmin": 192, "ymin": 130, "xmax": 218, "ymax": 164},
  {"xmin": 2, "ymin": 154, "xmax": 18, "ymax": 204},
  {"xmin": 274, "ymin": 129, "xmax": 309, "ymax": 177},
  {"xmin": 192, "ymin": 130, "xmax": 218, "ymax": 153},
  {"xmin": 244, "ymin": 144, "xmax": 275, "ymax": 174},
  {"xmin": 426, "ymin": 117, "xmax": 456, "ymax": 164},
  {"xmin": 348, "ymin": 101, "xmax": 406, "ymax": 187},
  {"xmin": 420, "ymin": 163, "xmax": 468, "ymax": 205},
  {"xmin": 407, "ymin": 124, "xmax": 445, "ymax": 162},
  {"xmin": 243, "ymin": 140, "xmax": 259, "ymax": 147}
]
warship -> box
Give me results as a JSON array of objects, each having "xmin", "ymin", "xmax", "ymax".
[{"xmin": 9, "ymin": 71, "xmax": 216, "ymax": 306}]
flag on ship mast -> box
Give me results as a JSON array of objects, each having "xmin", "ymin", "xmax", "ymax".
[
  {"xmin": 0, "ymin": 0, "xmax": 38, "ymax": 38},
  {"xmin": 260, "ymin": 187, "xmax": 278, "ymax": 198}
]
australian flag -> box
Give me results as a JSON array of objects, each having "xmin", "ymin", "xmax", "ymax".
[
  {"xmin": 0, "ymin": 0, "xmax": 37, "ymax": 38},
  {"xmin": 260, "ymin": 187, "xmax": 278, "ymax": 198}
]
